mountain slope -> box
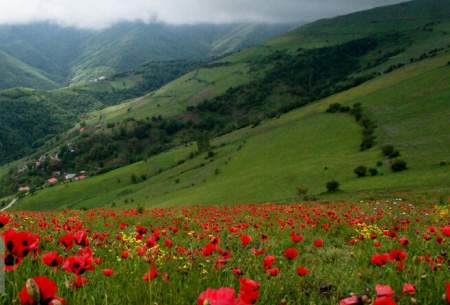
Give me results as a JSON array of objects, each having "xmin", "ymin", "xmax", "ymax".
[
  {"xmin": 0, "ymin": 59, "xmax": 203, "ymax": 165},
  {"xmin": 14, "ymin": 53, "xmax": 450, "ymax": 210},
  {"xmin": 0, "ymin": 50, "xmax": 58, "ymax": 90},
  {"xmin": 0, "ymin": 22, "xmax": 294, "ymax": 88},
  {"xmin": 90, "ymin": 0, "xmax": 450, "ymax": 126},
  {"xmin": 4, "ymin": 0, "xmax": 450, "ymax": 208}
]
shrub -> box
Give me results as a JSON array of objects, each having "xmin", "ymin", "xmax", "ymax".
[
  {"xmin": 382, "ymin": 145, "xmax": 400, "ymax": 158},
  {"xmin": 391, "ymin": 159, "xmax": 407, "ymax": 172},
  {"xmin": 354, "ymin": 166, "xmax": 368, "ymax": 178},
  {"xmin": 297, "ymin": 187, "xmax": 308, "ymax": 197},
  {"xmin": 369, "ymin": 168, "xmax": 378, "ymax": 176},
  {"xmin": 326, "ymin": 103, "xmax": 342, "ymax": 113},
  {"xmin": 130, "ymin": 174, "xmax": 138, "ymax": 184},
  {"xmin": 382, "ymin": 144, "xmax": 394, "ymax": 156},
  {"xmin": 326, "ymin": 180, "xmax": 340, "ymax": 193}
]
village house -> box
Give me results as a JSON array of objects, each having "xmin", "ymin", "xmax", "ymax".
[
  {"xmin": 18, "ymin": 186, "xmax": 30, "ymax": 194},
  {"xmin": 65, "ymin": 173, "xmax": 77, "ymax": 181},
  {"xmin": 47, "ymin": 177, "xmax": 58, "ymax": 185}
]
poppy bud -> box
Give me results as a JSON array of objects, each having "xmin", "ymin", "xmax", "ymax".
[{"xmin": 25, "ymin": 278, "xmax": 40, "ymax": 303}]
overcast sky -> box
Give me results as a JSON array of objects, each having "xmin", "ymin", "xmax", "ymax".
[{"xmin": 0, "ymin": 0, "xmax": 408, "ymax": 30}]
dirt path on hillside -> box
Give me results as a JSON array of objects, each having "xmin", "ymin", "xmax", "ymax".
[{"xmin": 1, "ymin": 198, "xmax": 17, "ymax": 211}]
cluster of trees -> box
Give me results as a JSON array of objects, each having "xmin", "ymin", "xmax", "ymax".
[
  {"xmin": 188, "ymin": 37, "xmax": 380, "ymax": 134},
  {"xmin": 326, "ymin": 102, "xmax": 377, "ymax": 151}
]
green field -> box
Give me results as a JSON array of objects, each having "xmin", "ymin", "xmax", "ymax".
[
  {"xmin": 16, "ymin": 52, "xmax": 450, "ymax": 210},
  {"xmin": 87, "ymin": 62, "xmax": 254, "ymax": 124},
  {"xmin": 86, "ymin": 0, "xmax": 450, "ymax": 127}
]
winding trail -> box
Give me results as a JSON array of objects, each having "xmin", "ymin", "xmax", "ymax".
[{"xmin": 1, "ymin": 198, "xmax": 17, "ymax": 211}]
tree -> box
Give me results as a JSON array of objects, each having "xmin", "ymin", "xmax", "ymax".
[
  {"xmin": 369, "ymin": 168, "xmax": 378, "ymax": 176},
  {"xmin": 354, "ymin": 166, "xmax": 368, "ymax": 178},
  {"xmin": 391, "ymin": 159, "xmax": 407, "ymax": 172},
  {"xmin": 382, "ymin": 145, "xmax": 400, "ymax": 159},
  {"xmin": 326, "ymin": 180, "xmax": 340, "ymax": 193}
]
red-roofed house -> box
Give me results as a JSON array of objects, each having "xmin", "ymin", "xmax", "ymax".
[{"xmin": 48, "ymin": 177, "xmax": 58, "ymax": 185}]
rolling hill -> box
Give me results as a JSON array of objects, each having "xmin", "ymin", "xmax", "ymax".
[
  {"xmin": 0, "ymin": 59, "xmax": 205, "ymax": 165},
  {"xmin": 14, "ymin": 53, "xmax": 450, "ymax": 210},
  {"xmin": 0, "ymin": 22, "xmax": 295, "ymax": 88},
  {"xmin": 3, "ymin": 0, "xmax": 450, "ymax": 209},
  {"xmin": 89, "ymin": 0, "xmax": 450, "ymax": 125},
  {"xmin": 0, "ymin": 50, "xmax": 58, "ymax": 90}
]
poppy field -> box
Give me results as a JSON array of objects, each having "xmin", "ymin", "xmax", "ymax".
[{"xmin": 1, "ymin": 200, "xmax": 449, "ymax": 305}]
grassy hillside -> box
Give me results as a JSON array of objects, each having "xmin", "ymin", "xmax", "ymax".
[
  {"xmin": 0, "ymin": 50, "xmax": 58, "ymax": 90},
  {"xmin": 90, "ymin": 0, "xmax": 450, "ymax": 126},
  {"xmin": 15, "ymin": 53, "xmax": 450, "ymax": 210},
  {"xmin": 6, "ymin": 0, "xmax": 450, "ymax": 208},
  {"xmin": 0, "ymin": 22, "xmax": 293, "ymax": 88},
  {"xmin": 0, "ymin": 59, "xmax": 204, "ymax": 166}
]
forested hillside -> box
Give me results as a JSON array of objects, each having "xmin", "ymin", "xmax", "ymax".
[{"xmin": 0, "ymin": 22, "xmax": 295, "ymax": 88}]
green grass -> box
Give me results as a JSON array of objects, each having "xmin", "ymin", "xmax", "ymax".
[
  {"xmin": 87, "ymin": 63, "xmax": 253, "ymax": 124},
  {"xmin": 15, "ymin": 53, "xmax": 450, "ymax": 210},
  {"xmin": 0, "ymin": 50, "xmax": 58, "ymax": 90}
]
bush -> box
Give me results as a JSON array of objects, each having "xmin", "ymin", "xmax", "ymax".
[
  {"xmin": 391, "ymin": 159, "xmax": 407, "ymax": 172},
  {"xmin": 326, "ymin": 103, "xmax": 342, "ymax": 113},
  {"xmin": 369, "ymin": 168, "xmax": 378, "ymax": 176},
  {"xmin": 382, "ymin": 145, "xmax": 400, "ymax": 158},
  {"xmin": 326, "ymin": 180, "xmax": 340, "ymax": 193},
  {"xmin": 297, "ymin": 187, "xmax": 308, "ymax": 197},
  {"xmin": 354, "ymin": 166, "xmax": 368, "ymax": 178},
  {"xmin": 130, "ymin": 174, "xmax": 138, "ymax": 184}
]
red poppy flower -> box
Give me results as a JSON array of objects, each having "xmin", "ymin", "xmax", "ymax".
[
  {"xmin": 240, "ymin": 234, "xmax": 252, "ymax": 247},
  {"xmin": 135, "ymin": 225, "xmax": 148, "ymax": 235},
  {"xmin": 442, "ymin": 226, "xmax": 450, "ymax": 237},
  {"xmin": 283, "ymin": 248, "xmax": 298, "ymax": 260},
  {"xmin": 0, "ymin": 214, "xmax": 10, "ymax": 228},
  {"xmin": 74, "ymin": 230, "xmax": 89, "ymax": 247},
  {"xmin": 102, "ymin": 269, "xmax": 114, "ymax": 277},
  {"xmin": 63, "ymin": 255, "xmax": 94, "ymax": 275},
  {"xmin": 143, "ymin": 266, "xmax": 158, "ymax": 281},
  {"xmin": 18, "ymin": 277, "xmax": 64, "ymax": 305},
  {"xmin": 374, "ymin": 296, "xmax": 397, "ymax": 305},
  {"xmin": 402, "ymin": 283, "xmax": 415, "ymax": 295},
  {"xmin": 121, "ymin": 250, "xmax": 129, "ymax": 259},
  {"xmin": 239, "ymin": 278, "xmax": 260, "ymax": 304},
  {"xmin": 339, "ymin": 296, "xmax": 363, "ymax": 305},
  {"xmin": 446, "ymin": 283, "xmax": 450, "ymax": 304},
  {"xmin": 266, "ymin": 267, "xmax": 280, "ymax": 276},
  {"xmin": 371, "ymin": 253, "xmax": 389, "ymax": 266},
  {"xmin": 389, "ymin": 249, "xmax": 407, "ymax": 262},
  {"xmin": 290, "ymin": 232, "xmax": 304, "ymax": 243},
  {"xmin": 72, "ymin": 275, "xmax": 88, "ymax": 288},
  {"xmin": 375, "ymin": 284, "xmax": 395, "ymax": 298},
  {"xmin": 58, "ymin": 233, "xmax": 74, "ymax": 250},
  {"xmin": 42, "ymin": 252, "xmax": 63, "ymax": 268},
  {"xmin": 296, "ymin": 266, "xmax": 309, "ymax": 277},
  {"xmin": 263, "ymin": 254, "xmax": 276, "ymax": 269},
  {"xmin": 197, "ymin": 287, "xmax": 236, "ymax": 305},
  {"xmin": 164, "ymin": 239, "xmax": 173, "ymax": 248},
  {"xmin": 232, "ymin": 268, "xmax": 244, "ymax": 276},
  {"xmin": 313, "ymin": 239, "xmax": 324, "ymax": 247},
  {"xmin": 398, "ymin": 236, "xmax": 409, "ymax": 246},
  {"xmin": 3, "ymin": 230, "xmax": 40, "ymax": 271}
]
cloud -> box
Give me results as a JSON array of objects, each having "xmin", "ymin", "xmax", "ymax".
[{"xmin": 0, "ymin": 0, "xmax": 408, "ymax": 30}]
